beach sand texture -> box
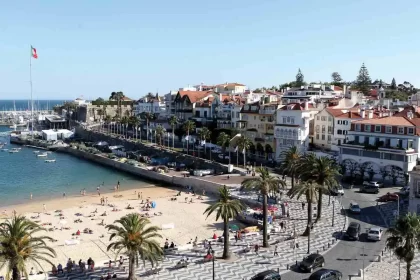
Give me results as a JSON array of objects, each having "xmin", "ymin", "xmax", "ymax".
[{"xmin": 0, "ymin": 185, "xmax": 220, "ymax": 275}]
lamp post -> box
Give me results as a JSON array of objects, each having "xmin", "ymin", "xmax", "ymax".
[
  {"xmin": 211, "ymin": 249, "xmax": 215, "ymax": 280},
  {"xmin": 332, "ymin": 199, "xmax": 335, "ymax": 227}
]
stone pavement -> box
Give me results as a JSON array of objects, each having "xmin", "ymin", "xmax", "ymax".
[
  {"xmin": 49, "ymin": 195, "xmax": 345, "ymax": 280},
  {"xmin": 350, "ymin": 261, "xmax": 407, "ymax": 280}
]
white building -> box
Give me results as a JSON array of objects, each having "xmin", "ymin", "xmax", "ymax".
[
  {"xmin": 274, "ymin": 102, "xmax": 318, "ymax": 158},
  {"xmin": 134, "ymin": 94, "xmax": 166, "ymax": 118},
  {"xmin": 408, "ymin": 168, "xmax": 420, "ymax": 214},
  {"xmin": 282, "ymin": 85, "xmax": 344, "ymax": 104},
  {"xmin": 340, "ymin": 115, "xmax": 420, "ymax": 180}
]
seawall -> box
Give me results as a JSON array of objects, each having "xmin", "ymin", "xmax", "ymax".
[{"xmin": 61, "ymin": 147, "xmax": 223, "ymax": 195}]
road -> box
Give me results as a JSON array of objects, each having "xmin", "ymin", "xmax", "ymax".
[{"xmin": 282, "ymin": 185, "xmax": 398, "ymax": 280}]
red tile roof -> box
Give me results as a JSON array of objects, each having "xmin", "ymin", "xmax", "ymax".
[
  {"xmin": 333, "ymin": 86, "xmax": 343, "ymax": 91},
  {"xmin": 326, "ymin": 108, "xmax": 379, "ymax": 119},
  {"xmin": 352, "ymin": 116, "xmax": 415, "ymax": 126},
  {"xmin": 178, "ymin": 91, "xmax": 212, "ymax": 103},
  {"xmin": 279, "ymin": 103, "xmax": 314, "ymax": 111}
]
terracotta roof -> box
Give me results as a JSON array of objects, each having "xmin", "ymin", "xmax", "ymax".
[
  {"xmin": 326, "ymin": 108, "xmax": 379, "ymax": 119},
  {"xmin": 370, "ymin": 89, "xmax": 378, "ymax": 96},
  {"xmin": 333, "ymin": 86, "xmax": 343, "ymax": 91},
  {"xmin": 280, "ymin": 103, "xmax": 313, "ymax": 111},
  {"xmin": 394, "ymin": 106, "xmax": 420, "ymax": 117},
  {"xmin": 352, "ymin": 116, "xmax": 415, "ymax": 126},
  {"xmin": 121, "ymin": 96, "xmax": 133, "ymax": 101},
  {"xmin": 178, "ymin": 91, "xmax": 212, "ymax": 103}
]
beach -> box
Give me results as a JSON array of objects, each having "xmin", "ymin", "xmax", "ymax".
[{"xmin": 0, "ymin": 184, "xmax": 222, "ymax": 275}]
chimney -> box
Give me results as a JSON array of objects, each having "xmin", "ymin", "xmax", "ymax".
[
  {"xmin": 407, "ymin": 110, "xmax": 413, "ymax": 119},
  {"xmin": 304, "ymin": 101, "xmax": 309, "ymax": 110},
  {"xmin": 368, "ymin": 110, "xmax": 373, "ymax": 119},
  {"xmin": 360, "ymin": 109, "xmax": 366, "ymax": 118}
]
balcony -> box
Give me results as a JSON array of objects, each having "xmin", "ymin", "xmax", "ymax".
[
  {"xmin": 341, "ymin": 142, "xmax": 415, "ymax": 154},
  {"xmin": 259, "ymin": 109, "xmax": 276, "ymax": 115}
]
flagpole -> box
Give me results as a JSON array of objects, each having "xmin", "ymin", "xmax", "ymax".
[{"xmin": 29, "ymin": 46, "xmax": 33, "ymax": 138}]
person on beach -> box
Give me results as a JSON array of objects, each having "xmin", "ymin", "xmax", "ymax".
[
  {"xmin": 117, "ymin": 181, "xmax": 120, "ymax": 190},
  {"xmin": 137, "ymin": 192, "xmax": 140, "ymax": 200},
  {"xmin": 30, "ymin": 193, "xmax": 32, "ymax": 200},
  {"xmin": 63, "ymin": 192, "xmax": 66, "ymax": 198},
  {"xmin": 43, "ymin": 204, "xmax": 47, "ymax": 212},
  {"xmin": 97, "ymin": 186, "xmax": 100, "ymax": 196},
  {"xmin": 83, "ymin": 189, "xmax": 86, "ymax": 196}
]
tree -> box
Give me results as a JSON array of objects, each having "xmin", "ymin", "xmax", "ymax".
[
  {"xmin": 95, "ymin": 97, "xmax": 105, "ymax": 102},
  {"xmin": 217, "ymin": 132, "xmax": 230, "ymax": 160},
  {"xmin": 120, "ymin": 116, "xmax": 129, "ymax": 138},
  {"xmin": 242, "ymin": 168, "xmax": 286, "ymax": 247},
  {"xmin": 331, "ymin": 72, "xmax": 343, "ymax": 86},
  {"xmin": 391, "ymin": 78, "xmax": 397, "ymax": 90},
  {"xmin": 0, "ymin": 214, "xmax": 56, "ymax": 280},
  {"xmin": 106, "ymin": 214, "xmax": 162, "ymax": 280},
  {"xmin": 236, "ymin": 135, "xmax": 252, "ymax": 167},
  {"xmin": 109, "ymin": 91, "xmax": 125, "ymax": 118},
  {"xmin": 198, "ymin": 127, "xmax": 211, "ymax": 157},
  {"xmin": 168, "ymin": 116, "xmax": 178, "ymax": 149},
  {"xmin": 155, "ymin": 125, "xmax": 166, "ymax": 146},
  {"xmin": 140, "ymin": 112, "xmax": 155, "ymax": 142},
  {"xmin": 279, "ymin": 146, "xmax": 302, "ymax": 189},
  {"xmin": 356, "ymin": 63, "xmax": 372, "ymax": 95},
  {"xmin": 287, "ymin": 181, "xmax": 319, "ymax": 254},
  {"xmin": 203, "ymin": 186, "xmax": 244, "ymax": 259},
  {"xmin": 299, "ymin": 154, "xmax": 340, "ymax": 221},
  {"xmin": 183, "ymin": 120, "xmax": 196, "ymax": 155},
  {"xmin": 386, "ymin": 213, "xmax": 420, "ymax": 280},
  {"xmin": 296, "ymin": 68, "xmax": 305, "ymax": 87}
]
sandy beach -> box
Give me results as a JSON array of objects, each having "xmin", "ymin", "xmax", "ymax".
[{"xmin": 0, "ymin": 184, "xmax": 222, "ymax": 275}]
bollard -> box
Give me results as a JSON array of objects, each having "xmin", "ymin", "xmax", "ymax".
[
  {"xmin": 382, "ymin": 251, "xmax": 384, "ymax": 256},
  {"xmin": 317, "ymin": 250, "xmax": 319, "ymax": 254},
  {"xmin": 332, "ymin": 239, "xmax": 335, "ymax": 244},
  {"xmin": 296, "ymin": 260, "xmax": 298, "ymax": 266},
  {"xmin": 287, "ymin": 264, "xmax": 289, "ymax": 270},
  {"xmin": 378, "ymin": 255, "xmax": 382, "ymax": 262},
  {"xmin": 328, "ymin": 243, "xmax": 330, "ymax": 248},
  {"xmin": 323, "ymin": 246, "xmax": 325, "ymax": 251}
]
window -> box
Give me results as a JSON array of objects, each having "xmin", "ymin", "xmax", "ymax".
[
  {"xmin": 398, "ymin": 127, "xmax": 404, "ymax": 134},
  {"xmin": 322, "ymin": 125, "xmax": 326, "ymax": 133},
  {"xmin": 375, "ymin": 125, "xmax": 381, "ymax": 132},
  {"xmin": 328, "ymin": 126, "xmax": 332, "ymax": 134},
  {"xmin": 316, "ymin": 125, "xmax": 320, "ymax": 133},
  {"xmin": 283, "ymin": 117, "xmax": 286, "ymax": 123},
  {"xmin": 337, "ymin": 129, "xmax": 342, "ymax": 135},
  {"xmin": 321, "ymin": 116, "xmax": 326, "ymax": 121},
  {"xmin": 365, "ymin": 125, "xmax": 371, "ymax": 132},
  {"xmin": 327, "ymin": 135, "xmax": 332, "ymax": 142},
  {"xmin": 316, "ymin": 134, "xmax": 319, "ymax": 140},
  {"xmin": 291, "ymin": 118, "xmax": 295, "ymax": 124},
  {"xmin": 355, "ymin": 124, "xmax": 361, "ymax": 131},
  {"xmin": 322, "ymin": 135, "xmax": 325, "ymax": 140},
  {"xmin": 386, "ymin": 126, "xmax": 392, "ymax": 133},
  {"xmin": 317, "ymin": 116, "xmax": 320, "ymax": 120},
  {"xmin": 408, "ymin": 127, "xmax": 415, "ymax": 135},
  {"xmin": 287, "ymin": 117, "xmax": 291, "ymax": 123},
  {"xmin": 328, "ymin": 116, "xmax": 332, "ymax": 122},
  {"xmin": 409, "ymin": 140, "xmax": 414, "ymax": 149}
]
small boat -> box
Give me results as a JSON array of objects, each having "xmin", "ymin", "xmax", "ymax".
[
  {"xmin": 45, "ymin": 159, "xmax": 56, "ymax": 163},
  {"xmin": 33, "ymin": 150, "xmax": 40, "ymax": 153},
  {"xmin": 37, "ymin": 153, "xmax": 48, "ymax": 157},
  {"xmin": 9, "ymin": 148, "xmax": 20, "ymax": 153}
]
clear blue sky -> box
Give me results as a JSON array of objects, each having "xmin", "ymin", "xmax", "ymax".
[{"xmin": 1, "ymin": 0, "xmax": 420, "ymax": 100}]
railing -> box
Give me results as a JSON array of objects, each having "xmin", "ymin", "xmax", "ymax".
[{"xmin": 341, "ymin": 142, "xmax": 415, "ymax": 154}]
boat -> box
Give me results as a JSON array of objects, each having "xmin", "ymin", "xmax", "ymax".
[
  {"xmin": 37, "ymin": 153, "xmax": 48, "ymax": 157},
  {"xmin": 9, "ymin": 148, "xmax": 19, "ymax": 153},
  {"xmin": 33, "ymin": 150, "xmax": 40, "ymax": 153},
  {"xmin": 45, "ymin": 159, "xmax": 56, "ymax": 163}
]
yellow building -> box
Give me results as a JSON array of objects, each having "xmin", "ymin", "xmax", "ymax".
[{"xmin": 239, "ymin": 102, "xmax": 279, "ymax": 159}]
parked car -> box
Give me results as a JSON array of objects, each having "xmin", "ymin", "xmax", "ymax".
[
  {"xmin": 330, "ymin": 185, "xmax": 344, "ymax": 196},
  {"xmin": 378, "ymin": 192, "xmax": 399, "ymax": 202},
  {"xmin": 218, "ymin": 154, "xmax": 228, "ymax": 159},
  {"xmin": 250, "ymin": 270, "xmax": 281, "ymax": 280},
  {"xmin": 345, "ymin": 222, "xmax": 361, "ymax": 241},
  {"xmin": 363, "ymin": 181, "xmax": 383, "ymax": 188},
  {"xmin": 299, "ymin": 253, "xmax": 325, "ymax": 272},
  {"xmin": 360, "ymin": 184, "xmax": 379, "ymax": 194},
  {"xmin": 367, "ymin": 227, "xmax": 383, "ymax": 241},
  {"xmin": 348, "ymin": 202, "xmax": 361, "ymax": 214},
  {"xmin": 309, "ymin": 269, "xmax": 342, "ymax": 280}
]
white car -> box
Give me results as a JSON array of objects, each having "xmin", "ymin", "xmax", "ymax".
[
  {"xmin": 363, "ymin": 181, "xmax": 383, "ymax": 188},
  {"xmin": 367, "ymin": 227, "xmax": 383, "ymax": 241}
]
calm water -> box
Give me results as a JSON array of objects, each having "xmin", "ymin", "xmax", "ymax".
[
  {"xmin": 0, "ymin": 99, "xmax": 69, "ymax": 111},
  {"xmin": 0, "ymin": 126, "xmax": 150, "ymax": 206}
]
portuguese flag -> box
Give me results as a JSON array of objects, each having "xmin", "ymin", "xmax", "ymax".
[{"xmin": 31, "ymin": 46, "xmax": 38, "ymax": 59}]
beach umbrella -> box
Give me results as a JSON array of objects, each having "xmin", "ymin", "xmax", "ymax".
[{"xmin": 230, "ymin": 224, "xmax": 239, "ymax": 231}]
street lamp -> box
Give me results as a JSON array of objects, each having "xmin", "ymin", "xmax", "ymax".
[
  {"xmin": 332, "ymin": 199, "xmax": 335, "ymax": 227},
  {"xmin": 211, "ymin": 249, "xmax": 215, "ymax": 280}
]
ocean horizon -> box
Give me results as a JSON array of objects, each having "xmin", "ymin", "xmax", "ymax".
[{"xmin": 0, "ymin": 99, "xmax": 71, "ymax": 111}]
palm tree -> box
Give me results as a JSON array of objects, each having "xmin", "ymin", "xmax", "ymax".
[
  {"xmin": 0, "ymin": 214, "xmax": 57, "ymax": 280},
  {"xmin": 104, "ymin": 115, "xmax": 112, "ymax": 134},
  {"xmin": 168, "ymin": 116, "xmax": 178, "ymax": 149},
  {"xmin": 279, "ymin": 146, "xmax": 302, "ymax": 189},
  {"xmin": 155, "ymin": 125, "xmax": 166, "ymax": 146},
  {"xmin": 106, "ymin": 214, "xmax": 163, "ymax": 280},
  {"xmin": 140, "ymin": 112, "xmax": 154, "ymax": 143},
  {"xmin": 198, "ymin": 127, "xmax": 211, "ymax": 157},
  {"xmin": 217, "ymin": 132, "xmax": 231, "ymax": 160},
  {"xmin": 203, "ymin": 186, "xmax": 244, "ymax": 259},
  {"xmin": 236, "ymin": 135, "xmax": 252, "ymax": 167},
  {"xmin": 287, "ymin": 181, "xmax": 319, "ymax": 252},
  {"xmin": 300, "ymin": 154, "xmax": 340, "ymax": 221},
  {"xmin": 121, "ymin": 116, "xmax": 129, "ymax": 138},
  {"xmin": 109, "ymin": 91, "xmax": 125, "ymax": 118},
  {"xmin": 183, "ymin": 120, "xmax": 196, "ymax": 155},
  {"xmin": 241, "ymin": 168, "xmax": 285, "ymax": 247},
  {"xmin": 386, "ymin": 213, "xmax": 420, "ymax": 280}
]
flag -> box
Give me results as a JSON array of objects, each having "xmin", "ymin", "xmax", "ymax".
[{"xmin": 31, "ymin": 46, "xmax": 38, "ymax": 59}]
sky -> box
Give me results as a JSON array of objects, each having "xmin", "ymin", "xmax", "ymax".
[{"xmin": 1, "ymin": 0, "xmax": 420, "ymax": 100}]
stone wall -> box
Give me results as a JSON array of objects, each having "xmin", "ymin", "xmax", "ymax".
[{"xmin": 61, "ymin": 147, "xmax": 222, "ymax": 196}]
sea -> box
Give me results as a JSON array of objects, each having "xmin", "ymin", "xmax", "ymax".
[
  {"xmin": 0, "ymin": 106, "xmax": 151, "ymax": 207},
  {"xmin": 0, "ymin": 99, "xmax": 69, "ymax": 111}
]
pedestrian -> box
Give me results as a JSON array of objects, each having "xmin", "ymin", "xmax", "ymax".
[
  {"xmin": 280, "ymin": 221, "xmax": 284, "ymax": 231},
  {"xmin": 63, "ymin": 192, "xmax": 66, "ymax": 198},
  {"xmin": 137, "ymin": 192, "xmax": 140, "ymax": 200},
  {"xmin": 140, "ymin": 192, "xmax": 143, "ymax": 199},
  {"xmin": 273, "ymin": 245, "xmax": 278, "ymax": 256},
  {"xmin": 302, "ymin": 202, "xmax": 305, "ymax": 210},
  {"xmin": 254, "ymin": 244, "xmax": 259, "ymax": 255},
  {"xmin": 43, "ymin": 204, "xmax": 47, "ymax": 212},
  {"xmin": 227, "ymin": 175, "xmax": 230, "ymax": 180},
  {"xmin": 287, "ymin": 210, "xmax": 290, "ymax": 219},
  {"xmin": 117, "ymin": 181, "xmax": 120, "ymax": 190},
  {"xmin": 234, "ymin": 235, "xmax": 238, "ymax": 243}
]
